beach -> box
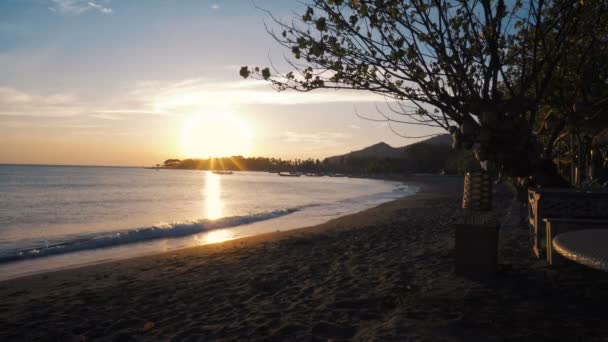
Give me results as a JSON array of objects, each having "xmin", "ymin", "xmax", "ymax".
[{"xmin": 1, "ymin": 175, "xmax": 608, "ymax": 341}]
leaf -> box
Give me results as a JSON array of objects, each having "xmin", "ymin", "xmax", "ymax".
[
  {"xmin": 514, "ymin": 20, "xmax": 522, "ymax": 29},
  {"xmin": 513, "ymin": 1, "xmax": 523, "ymax": 11},
  {"xmin": 316, "ymin": 17, "xmax": 327, "ymax": 31},
  {"xmin": 239, "ymin": 66, "xmax": 250, "ymax": 79},
  {"xmin": 292, "ymin": 46, "xmax": 301, "ymax": 59},
  {"xmin": 302, "ymin": 7, "xmax": 314, "ymax": 22}
]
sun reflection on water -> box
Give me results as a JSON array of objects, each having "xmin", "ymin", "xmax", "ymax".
[
  {"xmin": 203, "ymin": 171, "xmax": 223, "ymax": 220},
  {"xmin": 200, "ymin": 229, "xmax": 235, "ymax": 244}
]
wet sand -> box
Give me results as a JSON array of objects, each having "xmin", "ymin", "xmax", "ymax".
[{"xmin": 1, "ymin": 175, "xmax": 607, "ymax": 341}]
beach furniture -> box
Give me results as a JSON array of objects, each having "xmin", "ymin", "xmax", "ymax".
[
  {"xmin": 544, "ymin": 218, "xmax": 608, "ymax": 265},
  {"xmin": 462, "ymin": 171, "xmax": 493, "ymax": 212},
  {"xmin": 552, "ymin": 229, "xmax": 608, "ymax": 271},
  {"xmin": 528, "ymin": 187, "xmax": 608, "ymax": 259},
  {"xmin": 455, "ymin": 171, "xmax": 499, "ymax": 278}
]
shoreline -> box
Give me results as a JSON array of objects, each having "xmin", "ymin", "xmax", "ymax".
[
  {"xmin": 0, "ymin": 175, "xmax": 460, "ymax": 339},
  {"xmin": 0, "ymin": 174, "xmax": 423, "ymax": 283},
  {"xmin": 3, "ymin": 175, "xmax": 607, "ymax": 340}
]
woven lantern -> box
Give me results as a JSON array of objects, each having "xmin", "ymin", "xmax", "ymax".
[{"xmin": 462, "ymin": 171, "xmax": 493, "ymax": 211}]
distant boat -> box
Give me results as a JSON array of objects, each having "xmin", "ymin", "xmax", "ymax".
[
  {"xmin": 212, "ymin": 170, "xmax": 233, "ymax": 175},
  {"xmin": 278, "ymin": 172, "xmax": 301, "ymax": 177}
]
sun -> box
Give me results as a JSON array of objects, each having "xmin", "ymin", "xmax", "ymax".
[{"xmin": 180, "ymin": 111, "xmax": 253, "ymax": 158}]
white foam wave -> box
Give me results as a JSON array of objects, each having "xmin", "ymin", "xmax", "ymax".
[{"xmin": 1, "ymin": 207, "xmax": 302, "ymax": 263}]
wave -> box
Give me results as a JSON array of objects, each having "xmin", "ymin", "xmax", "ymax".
[{"xmin": 1, "ymin": 207, "xmax": 304, "ymax": 263}]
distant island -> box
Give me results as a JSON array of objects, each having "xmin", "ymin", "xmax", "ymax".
[{"xmin": 156, "ymin": 135, "xmax": 477, "ymax": 175}]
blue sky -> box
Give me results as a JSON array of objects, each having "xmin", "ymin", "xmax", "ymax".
[{"xmin": 0, "ymin": 0, "xmax": 441, "ymax": 166}]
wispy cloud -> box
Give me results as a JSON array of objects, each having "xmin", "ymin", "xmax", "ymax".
[
  {"xmin": 282, "ymin": 131, "xmax": 349, "ymax": 144},
  {"xmin": 0, "ymin": 76, "xmax": 387, "ymax": 119},
  {"xmin": 50, "ymin": 0, "xmax": 113, "ymax": 15},
  {"xmin": 0, "ymin": 87, "xmax": 81, "ymax": 117},
  {"xmin": 89, "ymin": 113, "xmax": 124, "ymax": 120},
  {"xmin": 211, "ymin": 4, "xmax": 220, "ymax": 10},
  {"xmin": 126, "ymin": 77, "xmax": 387, "ymax": 115},
  {"xmin": 88, "ymin": 2, "xmax": 113, "ymax": 14}
]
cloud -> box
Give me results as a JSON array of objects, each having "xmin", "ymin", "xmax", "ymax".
[
  {"xmin": 89, "ymin": 113, "xmax": 124, "ymax": 120},
  {"xmin": 124, "ymin": 77, "xmax": 387, "ymax": 116},
  {"xmin": 211, "ymin": 4, "xmax": 220, "ymax": 10},
  {"xmin": 93, "ymin": 109, "xmax": 161, "ymax": 115},
  {"xmin": 0, "ymin": 76, "xmax": 388, "ymax": 120},
  {"xmin": 0, "ymin": 87, "xmax": 81, "ymax": 117},
  {"xmin": 50, "ymin": 0, "xmax": 113, "ymax": 15},
  {"xmin": 88, "ymin": 2, "xmax": 113, "ymax": 14},
  {"xmin": 282, "ymin": 131, "xmax": 349, "ymax": 144},
  {"xmin": 50, "ymin": 0, "xmax": 88, "ymax": 14}
]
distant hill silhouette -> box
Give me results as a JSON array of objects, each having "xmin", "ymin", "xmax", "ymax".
[
  {"xmin": 325, "ymin": 134, "xmax": 452, "ymax": 164},
  {"xmin": 323, "ymin": 134, "xmax": 474, "ymax": 174}
]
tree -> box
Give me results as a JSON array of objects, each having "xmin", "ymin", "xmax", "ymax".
[
  {"xmin": 241, "ymin": 0, "xmax": 608, "ymax": 191},
  {"xmin": 531, "ymin": 2, "xmax": 608, "ymax": 186},
  {"xmin": 163, "ymin": 159, "xmax": 181, "ymax": 167}
]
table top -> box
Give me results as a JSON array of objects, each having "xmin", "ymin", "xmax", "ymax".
[
  {"xmin": 529, "ymin": 187, "xmax": 608, "ymax": 195},
  {"xmin": 553, "ymin": 229, "xmax": 608, "ymax": 271}
]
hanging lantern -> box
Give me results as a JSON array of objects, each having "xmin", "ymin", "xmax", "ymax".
[{"xmin": 462, "ymin": 171, "xmax": 493, "ymax": 211}]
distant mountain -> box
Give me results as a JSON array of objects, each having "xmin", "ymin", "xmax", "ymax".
[
  {"xmin": 326, "ymin": 142, "xmax": 403, "ymax": 162},
  {"xmin": 325, "ymin": 134, "xmax": 452, "ymax": 164},
  {"xmin": 409, "ymin": 134, "xmax": 453, "ymax": 147},
  {"xmin": 322, "ymin": 133, "xmax": 476, "ymax": 174}
]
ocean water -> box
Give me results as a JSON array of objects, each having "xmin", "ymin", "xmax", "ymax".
[{"xmin": 0, "ymin": 165, "xmax": 416, "ymax": 279}]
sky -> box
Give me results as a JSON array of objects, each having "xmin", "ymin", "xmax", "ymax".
[{"xmin": 0, "ymin": 0, "xmax": 443, "ymax": 166}]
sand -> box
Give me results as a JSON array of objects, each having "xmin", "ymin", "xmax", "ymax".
[{"xmin": 1, "ymin": 175, "xmax": 608, "ymax": 341}]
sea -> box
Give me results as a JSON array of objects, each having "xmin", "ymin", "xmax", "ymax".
[{"xmin": 0, "ymin": 165, "xmax": 417, "ymax": 280}]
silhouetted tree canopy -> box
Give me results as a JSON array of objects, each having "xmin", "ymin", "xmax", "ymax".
[
  {"xmin": 241, "ymin": 0, "xmax": 608, "ymax": 189},
  {"xmin": 163, "ymin": 159, "xmax": 181, "ymax": 166}
]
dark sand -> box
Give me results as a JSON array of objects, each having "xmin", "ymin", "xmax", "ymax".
[{"xmin": 1, "ymin": 175, "xmax": 608, "ymax": 341}]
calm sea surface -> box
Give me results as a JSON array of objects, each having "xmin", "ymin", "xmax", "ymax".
[{"xmin": 0, "ymin": 165, "xmax": 416, "ymax": 279}]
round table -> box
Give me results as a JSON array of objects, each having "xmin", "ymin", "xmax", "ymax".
[{"xmin": 552, "ymin": 229, "xmax": 608, "ymax": 271}]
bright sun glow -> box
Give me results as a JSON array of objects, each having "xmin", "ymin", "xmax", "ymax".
[{"xmin": 180, "ymin": 111, "xmax": 253, "ymax": 158}]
